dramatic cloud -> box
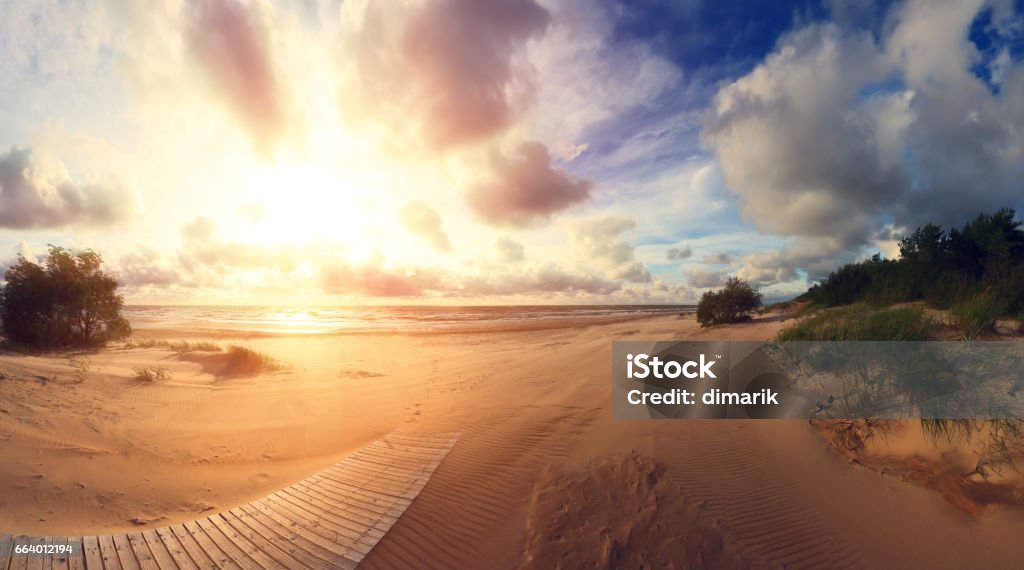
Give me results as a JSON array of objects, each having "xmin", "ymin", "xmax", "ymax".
[
  {"xmin": 702, "ymin": 253, "xmax": 732, "ymax": 264},
  {"xmin": 569, "ymin": 216, "xmax": 651, "ymax": 283},
  {"xmin": 705, "ymin": 2, "xmax": 1024, "ymax": 280},
  {"xmin": 320, "ymin": 263, "xmax": 445, "ymax": 297},
  {"xmin": 117, "ymin": 248, "xmax": 182, "ymax": 287},
  {"xmin": 319, "ymin": 261, "xmax": 619, "ymax": 298},
  {"xmin": 0, "ymin": 146, "xmax": 134, "ymax": 229},
  {"xmin": 468, "ymin": 141, "xmax": 592, "ymax": 226},
  {"xmin": 735, "ymin": 239, "xmax": 861, "ymax": 286},
  {"xmin": 492, "ymin": 236, "xmax": 525, "ymax": 262},
  {"xmin": 180, "ymin": 215, "xmax": 217, "ymax": 241},
  {"xmin": 666, "ymin": 246, "xmax": 692, "ymax": 260},
  {"xmin": 187, "ymin": 0, "xmax": 285, "ymax": 153},
  {"xmin": 346, "ymin": 0, "xmax": 549, "ymax": 147},
  {"xmin": 399, "ymin": 201, "xmax": 452, "ymax": 252},
  {"xmin": 684, "ymin": 268, "xmax": 727, "ymax": 289},
  {"xmin": 460, "ymin": 264, "xmax": 621, "ymax": 296},
  {"xmin": 401, "ymin": 0, "xmax": 549, "ymax": 145}
]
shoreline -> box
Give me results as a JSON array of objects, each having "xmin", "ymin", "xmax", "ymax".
[{"xmin": 125, "ymin": 312, "xmax": 693, "ymax": 340}]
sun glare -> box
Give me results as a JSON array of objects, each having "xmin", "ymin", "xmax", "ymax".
[{"xmin": 245, "ymin": 160, "xmax": 382, "ymax": 261}]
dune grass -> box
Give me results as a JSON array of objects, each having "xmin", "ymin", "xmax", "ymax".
[
  {"xmin": 133, "ymin": 365, "xmax": 170, "ymax": 383},
  {"xmin": 222, "ymin": 345, "xmax": 286, "ymax": 376},
  {"xmin": 950, "ymin": 293, "xmax": 1004, "ymax": 340},
  {"xmin": 124, "ymin": 337, "xmax": 222, "ymax": 353},
  {"xmin": 777, "ymin": 304, "xmax": 935, "ymax": 341},
  {"xmin": 167, "ymin": 340, "xmax": 223, "ymax": 354}
]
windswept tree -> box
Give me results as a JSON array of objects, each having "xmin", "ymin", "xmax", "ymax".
[
  {"xmin": 0, "ymin": 246, "xmax": 131, "ymax": 349},
  {"xmin": 696, "ymin": 277, "xmax": 763, "ymax": 327}
]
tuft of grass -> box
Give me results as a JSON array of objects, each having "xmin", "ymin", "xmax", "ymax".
[
  {"xmin": 777, "ymin": 304, "xmax": 935, "ymax": 341},
  {"xmin": 66, "ymin": 356, "xmax": 92, "ymax": 383},
  {"xmin": 167, "ymin": 340, "xmax": 222, "ymax": 354},
  {"xmin": 133, "ymin": 366, "xmax": 170, "ymax": 383},
  {"xmin": 950, "ymin": 293, "xmax": 1004, "ymax": 340},
  {"xmin": 128, "ymin": 337, "xmax": 160, "ymax": 349},
  {"xmin": 223, "ymin": 345, "xmax": 286, "ymax": 376},
  {"xmin": 758, "ymin": 300, "xmax": 793, "ymax": 315}
]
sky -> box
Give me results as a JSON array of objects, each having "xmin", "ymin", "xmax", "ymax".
[{"xmin": 1, "ymin": 0, "xmax": 1024, "ymax": 305}]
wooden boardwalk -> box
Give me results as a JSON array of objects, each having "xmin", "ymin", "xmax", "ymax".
[{"xmin": 2, "ymin": 431, "xmax": 459, "ymax": 569}]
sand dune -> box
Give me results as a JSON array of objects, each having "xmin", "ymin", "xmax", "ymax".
[{"xmin": 2, "ymin": 312, "xmax": 1024, "ymax": 568}]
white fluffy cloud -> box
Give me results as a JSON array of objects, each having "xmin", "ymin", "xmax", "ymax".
[
  {"xmin": 569, "ymin": 216, "xmax": 651, "ymax": 283},
  {"xmin": 705, "ymin": 1, "xmax": 1024, "ymax": 281},
  {"xmin": 399, "ymin": 201, "xmax": 452, "ymax": 252},
  {"xmin": 0, "ymin": 146, "xmax": 135, "ymax": 229}
]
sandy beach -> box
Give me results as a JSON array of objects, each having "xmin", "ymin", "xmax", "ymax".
[{"xmin": 2, "ymin": 311, "xmax": 1023, "ymax": 568}]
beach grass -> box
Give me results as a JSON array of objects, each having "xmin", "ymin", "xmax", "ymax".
[
  {"xmin": 133, "ymin": 365, "xmax": 170, "ymax": 383},
  {"xmin": 950, "ymin": 293, "xmax": 1004, "ymax": 340},
  {"xmin": 223, "ymin": 345, "xmax": 286, "ymax": 376},
  {"xmin": 777, "ymin": 304, "xmax": 934, "ymax": 341}
]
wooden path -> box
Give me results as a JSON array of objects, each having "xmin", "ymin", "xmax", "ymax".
[{"xmin": 2, "ymin": 431, "xmax": 459, "ymax": 569}]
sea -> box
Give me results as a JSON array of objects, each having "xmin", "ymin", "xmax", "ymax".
[{"xmin": 123, "ymin": 305, "xmax": 695, "ymax": 335}]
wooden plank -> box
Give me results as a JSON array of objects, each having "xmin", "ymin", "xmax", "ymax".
[
  {"xmin": 335, "ymin": 456, "xmax": 429, "ymax": 485},
  {"xmin": 189, "ymin": 519, "xmax": 259, "ymax": 569},
  {"xmin": 275, "ymin": 487, "xmax": 385, "ymax": 542},
  {"xmin": 110, "ymin": 535, "xmax": 140, "ymax": 570},
  {"xmin": 97, "ymin": 535, "xmax": 123, "ymax": 570},
  {"xmin": 24, "ymin": 536, "xmax": 44, "ymax": 570},
  {"xmin": 80, "ymin": 537, "xmax": 102, "ymax": 570},
  {"xmin": 9, "ymin": 536, "xmax": 30, "ymax": 570},
  {"xmin": 169, "ymin": 524, "xmax": 228, "ymax": 570},
  {"xmin": 243, "ymin": 499, "xmax": 359, "ymax": 569},
  {"xmin": 232, "ymin": 506, "xmax": 350, "ymax": 570},
  {"xmin": 215, "ymin": 511, "xmax": 314, "ymax": 570},
  {"xmin": 47, "ymin": 537, "xmax": 70, "ymax": 570},
  {"xmin": 262, "ymin": 492, "xmax": 373, "ymax": 553},
  {"xmin": 1, "ymin": 431, "xmax": 459, "ymax": 570},
  {"xmin": 124, "ymin": 534, "xmax": 158, "ymax": 570},
  {"xmin": 198, "ymin": 514, "xmax": 278, "ymax": 569},
  {"xmin": 289, "ymin": 478, "xmax": 397, "ymax": 528},
  {"xmin": 139, "ymin": 530, "xmax": 177, "ymax": 570},
  {"xmin": 302, "ymin": 475, "xmax": 402, "ymax": 521},
  {"xmin": 304, "ymin": 473, "xmax": 405, "ymax": 515},
  {"xmin": 65, "ymin": 537, "xmax": 83, "ymax": 570},
  {"xmin": 160, "ymin": 526, "xmax": 217, "ymax": 570},
  {"xmin": 180, "ymin": 521, "xmax": 243, "ymax": 570}
]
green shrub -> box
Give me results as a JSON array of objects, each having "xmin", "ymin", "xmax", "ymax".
[
  {"xmin": 777, "ymin": 305, "xmax": 934, "ymax": 341},
  {"xmin": 696, "ymin": 277, "xmax": 763, "ymax": 327},
  {"xmin": 0, "ymin": 246, "xmax": 131, "ymax": 349}
]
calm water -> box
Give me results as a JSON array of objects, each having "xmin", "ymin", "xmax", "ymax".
[{"xmin": 124, "ymin": 305, "xmax": 694, "ymax": 334}]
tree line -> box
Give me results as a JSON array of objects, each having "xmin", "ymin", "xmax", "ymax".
[{"xmin": 802, "ymin": 208, "xmax": 1024, "ymax": 316}]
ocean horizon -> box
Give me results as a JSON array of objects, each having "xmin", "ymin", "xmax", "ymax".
[{"xmin": 123, "ymin": 304, "xmax": 696, "ymax": 334}]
